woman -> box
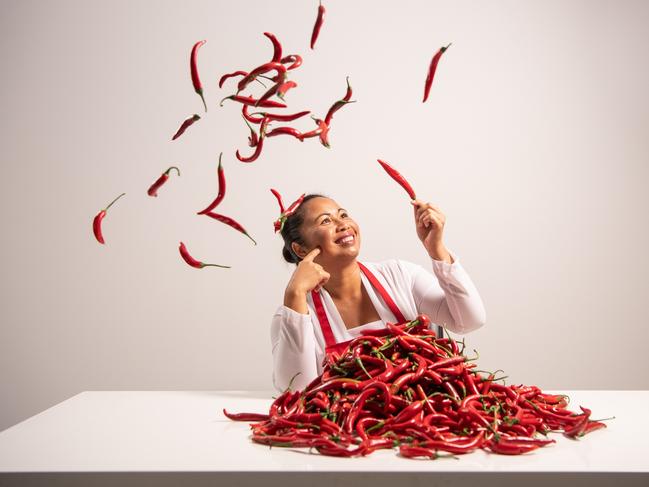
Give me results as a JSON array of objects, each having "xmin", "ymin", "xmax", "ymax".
[{"xmin": 270, "ymin": 193, "xmax": 486, "ymax": 391}]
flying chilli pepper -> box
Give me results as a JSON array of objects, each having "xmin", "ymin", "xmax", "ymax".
[
  {"xmin": 300, "ymin": 117, "xmax": 330, "ymax": 148},
  {"xmin": 280, "ymin": 54, "xmax": 303, "ymax": 70},
  {"xmin": 92, "ymin": 192, "xmax": 126, "ymax": 244},
  {"xmin": 276, "ymin": 81, "xmax": 298, "ymax": 100},
  {"xmin": 147, "ymin": 166, "xmax": 180, "ymax": 197},
  {"xmin": 179, "ymin": 241, "xmax": 230, "ymax": 269},
  {"xmin": 423, "ymin": 43, "xmax": 452, "ymax": 103},
  {"xmin": 190, "ymin": 40, "xmax": 208, "ymax": 112},
  {"xmin": 220, "ymin": 94, "xmax": 287, "ymax": 109},
  {"xmin": 324, "ymin": 76, "xmax": 354, "ymax": 126},
  {"xmin": 236, "ymin": 116, "xmax": 270, "ymax": 162},
  {"xmin": 377, "ymin": 159, "xmax": 417, "ymax": 200},
  {"xmin": 203, "ymin": 211, "xmax": 257, "ymax": 245},
  {"xmin": 265, "ymin": 126, "xmax": 303, "ymax": 140},
  {"xmin": 250, "ymin": 110, "xmax": 310, "ymax": 122},
  {"xmin": 263, "ymin": 32, "xmax": 283, "ymax": 63},
  {"xmin": 236, "ymin": 62, "xmax": 287, "ymax": 93},
  {"xmin": 310, "ymin": 0, "xmax": 326, "ymax": 49},
  {"xmin": 197, "ymin": 153, "xmax": 225, "ymax": 214},
  {"xmin": 172, "ymin": 114, "xmax": 200, "ymax": 141}
]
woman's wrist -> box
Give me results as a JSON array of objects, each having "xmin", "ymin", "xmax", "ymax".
[
  {"xmin": 284, "ymin": 287, "xmax": 308, "ymax": 314},
  {"xmin": 427, "ymin": 243, "xmax": 452, "ymax": 264}
]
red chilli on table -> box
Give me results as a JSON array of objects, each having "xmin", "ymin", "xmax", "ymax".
[{"xmin": 92, "ymin": 192, "xmax": 126, "ymax": 244}]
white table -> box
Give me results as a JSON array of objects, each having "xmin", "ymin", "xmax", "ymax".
[{"xmin": 0, "ymin": 390, "xmax": 647, "ymax": 486}]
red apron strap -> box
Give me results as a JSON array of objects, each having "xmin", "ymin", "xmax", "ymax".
[
  {"xmin": 310, "ymin": 289, "xmax": 338, "ymax": 349},
  {"xmin": 311, "ymin": 261, "xmax": 407, "ymax": 351},
  {"xmin": 357, "ymin": 261, "xmax": 407, "ymax": 324}
]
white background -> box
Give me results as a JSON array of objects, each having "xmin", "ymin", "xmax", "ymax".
[{"xmin": 1, "ymin": 0, "xmax": 648, "ymax": 432}]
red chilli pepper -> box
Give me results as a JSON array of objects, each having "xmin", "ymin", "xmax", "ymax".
[
  {"xmin": 264, "ymin": 32, "xmax": 283, "ymax": 62},
  {"xmin": 423, "ymin": 43, "xmax": 452, "ymax": 103},
  {"xmin": 377, "ymin": 159, "xmax": 416, "ymax": 200},
  {"xmin": 324, "ymin": 76, "xmax": 354, "ymax": 126},
  {"xmin": 236, "ymin": 117, "xmax": 270, "ymax": 162},
  {"xmin": 178, "ymin": 241, "xmax": 230, "ymax": 269},
  {"xmin": 265, "ymin": 126, "xmax": 303, "ymax": 140},
  {"xmin": 220, "ymin": 95, "xmax": 286, "ymax": 109},
  {"xmin": 223, "ymin": 409, "xmax": 269, "ymax": 422},
  {"xmin": 190, "ymin": 40, "xmax": 208, "ymax": 112},
  {"xmin": 172, "ymin": 114, "xmax": 200, "ymax": 141},
  {"xmin": 203, "ymin": 211, "xmax": 257, "ymax": 245},
  {"xmin": 93, "ymin": 192, "xmax": 126, "ymax": 244},
  {"xmin": 277, "ymin": 81, "xmax": 297, "ymax": 100},
  {"xmin": 300, "ymin": 118, "xmax": 330, "ymax": 148},
  {"xmin": 219, "ymin": 70, "xmax": 248, "ymax": 89},
  {"xmin": 280, "ymin": 54, "xmax": 303, "ymax": 70},
  {"xmin": 251, "ymin": 110, "xmax": 310, "ymax": 122},
  {"xmin": 273, "ymin": 192, "xmax": 306, "ymax": 232},
  {"xmin": 310, "ymin": 0, "xmax": 326, "ymax": 49},
  {"xmin": 147, "ymin": 166, "xmax": 180, "ymax": 197},
  {"xmin": 197, "ymin": 153, "xmax": 225, "ymax": 214},
  {"xmin": 237, "ymin": 62, "xmax": 287, "ymax": 92}
]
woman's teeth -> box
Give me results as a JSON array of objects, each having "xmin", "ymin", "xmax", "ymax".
[{"xmin": 336, "ymin": 235, "xmax": 354, "ymax": 245}]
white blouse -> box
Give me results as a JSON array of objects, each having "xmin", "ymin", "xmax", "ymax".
[{"xmin": 270, "ymin": 249, "xmax": 486, "ymax": 392}]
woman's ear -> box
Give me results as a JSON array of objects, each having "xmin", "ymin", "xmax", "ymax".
[{"xmin": 291, "ymin": 241, "xmax": 307, "ymax": 260}]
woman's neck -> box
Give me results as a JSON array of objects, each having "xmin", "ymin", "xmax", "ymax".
[{"xmin": 322, "ymin": 259, "xmax": 361, "ymax": 300}]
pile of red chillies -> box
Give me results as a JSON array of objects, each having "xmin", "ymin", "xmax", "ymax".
[{"xmin": 224, "ymin": 314, "xmax": 607, "ymax": 458}]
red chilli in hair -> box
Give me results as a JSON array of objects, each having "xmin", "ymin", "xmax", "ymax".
[
  {"xmin": 190, "ymin": 40, "xmax": 208, "ymax": 112},
  {"xmin": 377, "ymin": 159, "xmax": 416, "ymax": 200},
  {"xmin": 147, "ymin": 167, "xmax": 180, "ymax": 197},
  {"xmin": 172, "ymin": 114, "xmax": 200, "ymax": 140},
  {"xmin": 310, "ymin": 1, "xmax": 326, "ymax": 49},
  {"xmin": 273, "ymin": 192, "xmax": 306, "ymax": 232},
  {"xmin": 423, "ymin": 43, "xmax": 452, "ymax": 103},
  {"xmin": 197, "ymin": 153, "xmax": 226, "ymax": 214},
  {"xmin": 179, "ymin": 241, "xmax": 230, "ymax": 269}
]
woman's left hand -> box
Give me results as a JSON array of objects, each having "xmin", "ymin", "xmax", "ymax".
[{"xmin": 411, "ymin": 199, "xmax": 451, "ymax": 261}]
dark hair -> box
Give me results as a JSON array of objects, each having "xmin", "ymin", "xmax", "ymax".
[{"xmin": 280, "ymin": 193, "xmax": 328, "ymax": 264}]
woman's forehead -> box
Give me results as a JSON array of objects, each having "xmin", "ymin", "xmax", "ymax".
[{"xmin": 304, "ymin": 197, "xmax": 340, "ymax": 213}]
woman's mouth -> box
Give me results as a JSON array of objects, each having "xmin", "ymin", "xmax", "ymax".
[{"xmin": 334, "ymin": 234, "xmax": 355, "ymax": 246}]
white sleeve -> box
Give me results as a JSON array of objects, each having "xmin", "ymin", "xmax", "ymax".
[
  {"xmin": 270, "ymin": 305, "xmax": 320, "ymax": 392},
  {"xmin": 397, "ymin": 250, "xmax": 486, "ymax": 335}
]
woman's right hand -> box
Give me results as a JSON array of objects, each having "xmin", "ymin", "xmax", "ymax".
[{"xmin": 286, "ymin": 247, "xmax": 330, "ymax": 296}]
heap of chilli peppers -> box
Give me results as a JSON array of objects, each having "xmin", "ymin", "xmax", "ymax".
[
  {"xmin": 224, "ymin": 314, "xmax": 609, "ymax": 458},
  {"xmin": 219, "ymin": 32, "xmax": 354, "ymax": 162}
]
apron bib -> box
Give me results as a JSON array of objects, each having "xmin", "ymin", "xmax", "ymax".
[{"xmin": 310, "ymin": 261, "xmax": 407, "ymax": 358}]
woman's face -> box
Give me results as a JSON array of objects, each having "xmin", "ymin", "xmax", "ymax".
[{"xmin": 292, "ymin": 197, "xmax": 361, "ymax": 263}]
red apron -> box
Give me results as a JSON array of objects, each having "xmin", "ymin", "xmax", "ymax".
[{"xmin": 310, "ymin": 261, "xmax": 407, "ymax": 358}]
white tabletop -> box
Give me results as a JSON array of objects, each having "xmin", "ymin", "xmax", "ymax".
[{"xmin": 0, "ymin": 390, "xmax": 647, "ymax": 486}]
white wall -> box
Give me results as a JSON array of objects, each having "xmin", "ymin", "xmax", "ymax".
[{"xmin": 1, "ymin": 0, "xmax": 648, "ymax": 431}]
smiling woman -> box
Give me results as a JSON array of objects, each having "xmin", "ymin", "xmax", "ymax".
[{"xmin": 270, "ymin": 194, "xmax": 487, "ymax": 392}]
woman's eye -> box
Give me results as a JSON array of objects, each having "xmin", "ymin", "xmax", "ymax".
[
  {"xmin": 341, "ymin": 213, "xmax": 349, "ymax": 218},
  {"xmin": 321, "ymin": 217, "xmax": 330, "ymax": 224}
]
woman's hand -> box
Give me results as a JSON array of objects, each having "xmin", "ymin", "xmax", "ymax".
[
  {"xmin": 285, "ymin": 247, "xmax": 331, "ymax": 296},
  {"xmin": 410, "ymin": 199, "xmax": 453, "ymax": 263}
]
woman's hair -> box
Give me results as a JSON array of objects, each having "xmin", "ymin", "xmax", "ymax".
[{"xmin": 280, "ymin": 193, "xmax": 328, "ymax": 264}]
